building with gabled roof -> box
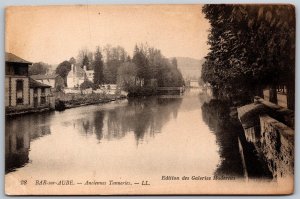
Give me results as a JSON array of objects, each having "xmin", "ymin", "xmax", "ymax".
[
  {"xmin": 5, "ymin": 52, "xmax": 55, "ymax": 114},
  {"xmin": 5, "ymin": 52, "xmax": 32, "ymax": 64},
  {"xmin": 67, "ymin": 64, "xmax": 86, "ymax": 88},
  {"xmin": 31, "ymin": 74, "xmax": 59, "ymax": 89}
]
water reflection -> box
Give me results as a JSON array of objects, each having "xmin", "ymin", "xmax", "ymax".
[
  {"xmin": 5, "ymin": 113, "xmax": 53, "ymax": 173},
  {"xmin": 5, "ymin": 89, "xmax": 274, "ymax": 184},
  {"xmin": 201, "ymin": 99, "xmax": 273, "ymax": 179},
  {"xmin": 94, "ymin": 111, "xmax": 105, "ymax": 140},
  {"xmin": 201, "ymin": 99, "xmax": 244, "ymax": 178},
  {"xmin": 72, "ymin": 97, "xmax": 183, "ymax": 143}
]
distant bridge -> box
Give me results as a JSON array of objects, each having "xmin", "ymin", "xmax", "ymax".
[{"xmin": 157, "ymin": 87, "xmax": 184, "ymax": 95}]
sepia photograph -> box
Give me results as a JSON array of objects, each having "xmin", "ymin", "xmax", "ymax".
[{"xmin": 4, "ymin": 4, "xmax": 295, "ymax": 195}]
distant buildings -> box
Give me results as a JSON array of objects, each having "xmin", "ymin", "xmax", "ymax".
[
  {"xmin": 185, "ymin": 79, "xmax": 200, "ymax": 88},
  {"xmin": 67, "ymin": 64, "xmax": 94, "ymax": 88},
  {"xmin": 29, "ymin": 78, "xmax": 53, "ymax": 108},
  {"xmin": 30, "ymin": 74, "xmax": 59, "ymax": 89},
  {"xmin": 190, "ymin": 80, "xmax": 200, "ymax": 88},
  {"xmin": 5, "ymin": 52, "xmax": 54, "ymax": 114}
]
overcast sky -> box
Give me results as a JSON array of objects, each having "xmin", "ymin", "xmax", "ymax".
[{"xmin": 6, "ymin": 4, "xmax": 210, "ymax": 65}]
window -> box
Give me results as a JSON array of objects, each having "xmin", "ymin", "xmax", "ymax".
[
  {"xmin": 41, "ymin": 88, "xmax": 46, "ymax": 105},
  {"xmin": 41, "ymin": 96, "xmax": 46, "ymax": 105},
  {"xmin": 16, "ymin": 80, "xmax": 23, "ymax": 105},
  {"xmin": 14, "ymin": 65, "xmax": 28, "ymax": 76}
]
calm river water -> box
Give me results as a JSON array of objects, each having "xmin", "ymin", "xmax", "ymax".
[{"xmin": 5, "ymin": 88, "xmax": 245, "ymax": 184}]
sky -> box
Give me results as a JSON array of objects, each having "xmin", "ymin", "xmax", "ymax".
[{"xmin": 6, "ymin": 4, "xmax": 210, "ymax": 65}]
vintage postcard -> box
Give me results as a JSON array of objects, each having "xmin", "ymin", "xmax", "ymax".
[{"xmin": 5, "ymin": 4, "xmax": 295, "ymax": 195}]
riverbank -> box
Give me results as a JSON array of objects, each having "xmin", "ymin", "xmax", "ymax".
[
  {"xmin": 5, "ymin": 92, "xmax": 127, "ymax": 116},
  {"xmin": 5, "ymin": 106, "xmax": 54, "ymax": 117},
  {"xmin": 55, "ymin": 92, "xmax": 127, "ymax": 110},
  {"xmin": 237, "ymin": 97, "xmax": 294, "ymax": 179}
]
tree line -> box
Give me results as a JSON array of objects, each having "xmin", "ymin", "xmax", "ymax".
[
  {"xmin": 201, "ymin": 5, "xmax": 295, "ymax": 109},
  {"xmin": 54, "ymin": 43, "xmax": 184, "ymax": 95}
]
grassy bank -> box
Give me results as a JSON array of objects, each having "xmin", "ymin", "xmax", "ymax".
[{"xmin": 54, "ymin": 92, "xmax": 127, "ymax": 110}]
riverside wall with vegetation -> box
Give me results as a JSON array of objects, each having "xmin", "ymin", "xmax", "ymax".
[{"xmin": 54, "ymin": 92, "xmax": 127, "ymax": 111}]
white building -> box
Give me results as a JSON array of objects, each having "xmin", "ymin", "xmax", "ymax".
[
  {"xmin": 67, "ymin": 64, "xmax": 95, "ymax": 88},
  {"xmin": 67, "ymin": 64, "xmax": 86, "ymax": 88}
]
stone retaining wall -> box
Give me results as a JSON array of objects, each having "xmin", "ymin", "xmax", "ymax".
[
  {"xmin": 237, "ymin": 98, "xmax": 294, "ymax": 179},
  {"xmin": 259, "ymin": 115, "xmax": 294, "ymax": 178}
]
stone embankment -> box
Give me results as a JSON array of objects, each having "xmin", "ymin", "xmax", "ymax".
[{"xmin": 237, "ymin": 97, "xmax": 294, "ymax": 179}]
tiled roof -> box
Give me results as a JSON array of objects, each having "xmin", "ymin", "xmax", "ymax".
[
  {"xmin": 5, "ymin": 52, "xmax": 32, "ymax": 64},
  {"xmin": 31, "ymin": 74, "xmax": 58, "ymax": 80},
  {"xmin": 29, "ymin": 78, "xmax": 51, "ymax": 88}
]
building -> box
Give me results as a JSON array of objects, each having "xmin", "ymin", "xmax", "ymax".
[
  {"xmin": 29, "ymin": 78, "xmax": 53, "ymax": 108},
  {"xmin": 190, "ymin": 80, "xmax": 200, "ymax": 88},
  {"xmin": 66, "ymin": 64, "xmax": 95, "ymax": 88},
  {"xmin": 5, "ymin": 52, "xmax": 54, "ymax": 113},
  {"xmin": 66, "ymin": 64, "xmax": 86, "ymax": 88},
  {"xmin": 31, "ymin": 74, "xmax": 59, "ymax": 88},
  {"xmin": 5, "ymin": 53, "xmax": 31, "ymax": 107}
]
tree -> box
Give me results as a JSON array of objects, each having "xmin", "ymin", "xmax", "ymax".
[
  {"xmin": 29, "ymin": 62, "xmax": 51, "ymax": 75},
  {"xmin": 202, "ymin": 5, "xmax": 295, "ymax": 108},
  {"xmin": 103, "ymin": 44, "xmax": 112, "ymax": 62},
  {"xmin": 69, "ymin": 57, "xmax": 76, "ymax": 65},
  {"xmin": 171, "ymin": 58, "xmax": 178, "ymax": 68},
  {"xmin": 132, "ymin": 44, "xmax": 150, "ymax": 85},
  {"xmin": 82, "ymin": 55, "xmax": 89, "ymax": 68},
  {"xmin": 103, "ymin": 45, "xmax": 128, "ymax": 84},
  {"xmin": 117, "ymin": 62, "xmax": 138, "ymax": 92},
  {"xmin": 55, "ymin": 61, "xmax": 71, "ymax": 86},
  {"xmin": 93, "ymin": 46, "xmax": 104, "ymax": 85},
  {"xmin": 55, "ymin": 75, "xmax": 65, "ymax": 92},
  {"xmin": 76, "ymin": 48, "xmax": 93, "ymax": 69},
  {"xmin": 126, "ymin": 55, "xmax": 131, "ymax": 62},
  {"xmin": 80, "ymin": 80, "xmax": 97, "ymax": 90}
]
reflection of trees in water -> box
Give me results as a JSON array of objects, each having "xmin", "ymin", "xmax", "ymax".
[
  {"xmin": 94, "ymin": 112, "xmax": 104, "ymax": 141},
  {"xmin": 82, "ymin": 120, "xmax": 91, "ymax": 135},
  {"xmin": 5, "ymin": 113, "xmax": 53, "ymax": 173},
  {"xmin": 201, "ymin": 100, "xmax": 244, "ymax": 177},
  {"xmin": 112, "ymin": 97, "xmax": 182, "ymax": 142},
  {"xmin": 77, "ymin": 97, "xmax": 182, "ymax": 143}
]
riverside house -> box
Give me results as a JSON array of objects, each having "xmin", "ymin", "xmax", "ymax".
[
  {"xmin": 5, "ymin": 52, "xmax": 55, "ymax": 115},
  {"xmin": 31, "ymin": 74, "xmax": 59, "ymax": 91}
]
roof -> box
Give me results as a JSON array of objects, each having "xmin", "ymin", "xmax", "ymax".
[
  {"xmin": 31, "ymin": 74, "xmax": 58, "ymax": 80},
  {"xmin": 68, "ymin": 64, "xmax": 86, "ymax": 78},
  {"xmin": 29, "ymin": 78, "xmax": 51, "ymax": 88},
  {"xmin": 5, "ymin": 52, "xmax": 32, "ymax": 64}
]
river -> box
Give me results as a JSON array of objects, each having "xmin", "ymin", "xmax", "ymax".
[{"xmin": 5, "ymin": 88, "xmax": 247, "ymax": 194}]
